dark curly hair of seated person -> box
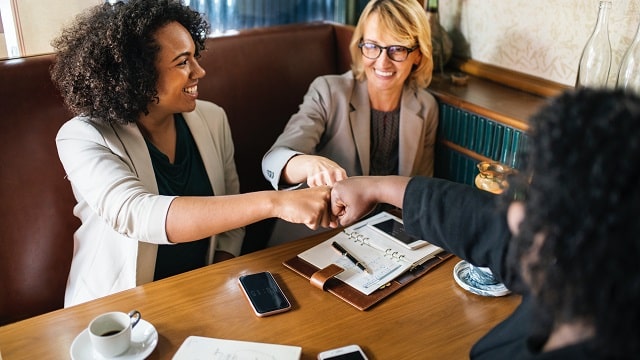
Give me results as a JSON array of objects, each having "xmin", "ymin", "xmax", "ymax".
[
  {"xmin": 505, "ymin": 88, "xmax": 640, "ymax": 357},
  {"xmin": 50, "ymin": 0, "xmax": 210, "ymax": 125}
]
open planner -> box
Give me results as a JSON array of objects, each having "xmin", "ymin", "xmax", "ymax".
[{"xmin": 283, "ymin": 211, "xmax": 452, "ymax": 310}]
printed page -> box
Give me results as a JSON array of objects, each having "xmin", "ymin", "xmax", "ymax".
[
  {"xmin": 298, "ymin": 231, "xmax": 409, "ymax": 295},
  {"xmin": 349, "ymin": 212, "xmax": 442, "ymax": 265},
  {"xmin": 172, "ymin": 336, "xmax": 302, "ymax": 360}
]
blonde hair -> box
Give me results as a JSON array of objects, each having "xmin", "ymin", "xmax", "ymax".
[{"xmin": 350, "ymin": 0, "xmax": 433, "ymax": 89}]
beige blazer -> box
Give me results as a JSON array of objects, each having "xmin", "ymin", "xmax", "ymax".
[
  {"xmin": 262, "ymin": 71, "xmax": 438, "ymax": 246},
  {"xmin": 262, "ymin": 71, "xmax": 438, "ymax": 190},
  {"xmin": 56, "ymin": 100, "xmax": 244, "ymax": 306}
]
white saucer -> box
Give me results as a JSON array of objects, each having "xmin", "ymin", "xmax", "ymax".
[
  {"xmin": 70, "ymin": 319, "xmax": 158, "ymax": 360},
  {"xmin": 453, "ymin": 260, "xmax": 511, "ymax": 297}
]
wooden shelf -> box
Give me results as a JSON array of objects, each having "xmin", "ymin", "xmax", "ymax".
[
  {"xmin": 427, "ymin": 58, "xmax": 573, "ymax": 132},
  {"xmin": 428, "ymin": 71, "xmax": 548, "ymax": 132}
]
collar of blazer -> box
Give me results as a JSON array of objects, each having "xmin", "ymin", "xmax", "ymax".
[
  {"xmin": 110, "ymin": 102, "xmax": 229, "ymax": 198},
  {"xmin": 349, "ymin": 80, "xmax": 424, "ymax": 176},
  {"xmin": 183, "ymin": 102, "xmax": 228, "ymax": 197},
  {"xmin": 110, "ymin": 120, "xmax": 159, "ymax": 194}
]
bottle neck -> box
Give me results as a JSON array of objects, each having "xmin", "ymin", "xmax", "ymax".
[
  {"xmin": 426, "ymin": 0, "xmax": 439, "ymax": 13},
  {"xmin": 593, "ymin": 1, "xmax": 611, "ymax": 33}
]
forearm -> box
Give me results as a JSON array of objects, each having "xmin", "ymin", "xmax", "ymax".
[
  {"xmin": 281, "ymin": 155, "xmax": 308, "ymax": 184},
  {"xmin": 372, "ymin": 176, "xmax": 411, "ymax": 208},
  {"xmin": 166, "ymin": 186, "xmax": 333, "ymax": 243},
  {"xmin": 165, "ymin": 192, "xmax": 280, "ymax": 243}
]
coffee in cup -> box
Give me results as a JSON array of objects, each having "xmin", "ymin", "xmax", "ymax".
[{"xmin": 88, "ymin": 310, "xmax": 141, "ymax": 357}]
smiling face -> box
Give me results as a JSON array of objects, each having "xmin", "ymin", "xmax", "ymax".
[
  {"xmin": 148, "ymin": 21, "xmax": 206, "ymax": 120},
  {"xmin": 361, "ymin": 13, "xmax": 421, "ymax": 97}
]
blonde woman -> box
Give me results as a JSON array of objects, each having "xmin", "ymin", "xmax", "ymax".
[{"xmin": 262, "ymin": 0, "xmax": 436, "ymax": 245}]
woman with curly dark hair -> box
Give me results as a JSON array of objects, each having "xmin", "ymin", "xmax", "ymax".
[
  {"xmin": 329, "ymin": 88, "xmax": 640, "ymax": 359},
  {"xmin": 52, "ymin": 0, "xmax": 335, "ymax": 307}
]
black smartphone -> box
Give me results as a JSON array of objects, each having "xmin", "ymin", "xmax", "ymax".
[
  {"xmin": 238, "ymin": 271, "xmax": 291, "ymax": 317},
  {"xmin": 371, "ymin": 219, "xmax": 428, "ymax": 250}
]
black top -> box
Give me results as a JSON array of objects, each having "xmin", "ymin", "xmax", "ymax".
[
  {"xmin": 145, "ymin": 114, "xmax": 213, "ymax": 281},
  {"xmin": 402, "ymin": 177, "xmax": 603, "ymax": 360},
  {"xmin": 369, "ymin": 108, "xmax": 400, "ymax": 176}
]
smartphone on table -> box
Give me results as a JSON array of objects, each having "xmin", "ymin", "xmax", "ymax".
[
  {"xmin": 238, "ymin": 271, "xmax": 291, "ymax": 317},
  {"xmin": 371, "ymin": 218, "xmax": 429, "ymax": 250},
  {"xmin": 317, "ymin": 344, "xmax": 369, "ymax": 360}
]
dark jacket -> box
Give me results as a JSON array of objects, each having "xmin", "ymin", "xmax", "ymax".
[{"xmin": 403, "ymin": 176, "xmax": 599, "ymax": 360}]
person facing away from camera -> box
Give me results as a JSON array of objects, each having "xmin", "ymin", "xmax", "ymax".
[
  {"xmin": 330, "ymin": 88, "xmax": 640, "ymax": 359},
  {"xmin": 261, "ymin": 0, "xmax": 437, "ymax": 245},
  {"xmin": 51, "ymin": 0, "xmax": 335, "ymax": 307}
]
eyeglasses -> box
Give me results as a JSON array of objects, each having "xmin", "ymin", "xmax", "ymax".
[{"xmin": 358, "ymin": 42, "xmax": 419, "ymax": 62}]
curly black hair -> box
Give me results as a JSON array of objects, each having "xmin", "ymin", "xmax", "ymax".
[
  {"xmin": 506, "ymin": 88, "xmax": 640, "ymax": 356},
  {"xmin": 50, "ymin": 0, "xmax": 210, "ymax": 124}
]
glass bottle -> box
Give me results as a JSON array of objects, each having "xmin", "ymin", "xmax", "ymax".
[
  {"xmin": 575, "ymin": 1, "xmax": 612, "ymax": 88},
  {"xmin": 616, "ymin": 20, "xmax": 640, "ymax": 95},
  {"xmin": 425, "ymin": 0, "xmax": 453, "ymax": 74}
]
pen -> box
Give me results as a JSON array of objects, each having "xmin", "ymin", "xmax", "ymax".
[{"xmin": 331, "ymin": 241, "xmax": 371, "ymax": 274}]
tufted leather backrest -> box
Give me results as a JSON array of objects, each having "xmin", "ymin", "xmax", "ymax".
[{"xmin": 0, "ymin": 54, "xmax": 78, "ymax": 325}]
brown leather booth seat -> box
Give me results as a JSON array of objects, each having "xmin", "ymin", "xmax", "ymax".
[{"xmin": 0, "ymin": 22, "xmax": 354, "ymax": 325}]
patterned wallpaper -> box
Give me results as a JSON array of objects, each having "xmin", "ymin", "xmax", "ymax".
[{"xmin": 439, "ymin": 0, "xmax": 640, "ymax": 87}]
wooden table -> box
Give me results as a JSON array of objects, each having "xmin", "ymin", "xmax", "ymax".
[{"xmin": 0, "ymin": 229, "xmax": 520, "ymax": 359}]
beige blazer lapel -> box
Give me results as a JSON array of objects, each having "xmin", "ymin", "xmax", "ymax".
[
  {"xmin": 398, "ymin": 88, "xmax": 423, "ymax": 176},
  {"xmin": 350, "ymin": 81, "xmax": 423, "ymax": 176},
  {"xmin": 183, "ymin": 108, "xmax": 226, "ymax": 197},
  {"xmin": 113, "ymin": 109, "xmax": 225, "ymax": 196},
  {"xmin": 111, "ymin": 122, "xmax": 159, "ymax": 193},
  {"xmin": 350, "ymin": 80, "xmax": 372, "ymax": 175}
]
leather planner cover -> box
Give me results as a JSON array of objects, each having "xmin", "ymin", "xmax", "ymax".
[{"xmin": 283, "ymin": 251, "xmax": 452, "ymax": 311}]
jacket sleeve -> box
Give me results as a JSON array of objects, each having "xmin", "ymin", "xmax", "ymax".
[
  {"xmin": 56, "ymin": 117, "xmax": 174, "ymax": 244},
  {"xmin": 262, "ymin": 75, "xmax": 333, "ymax": 190},
  {"xmin": 402, "ymin": 176, "xmax": 511, "ymax": 279}
]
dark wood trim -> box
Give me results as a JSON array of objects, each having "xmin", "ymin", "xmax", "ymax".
[
  {"xmin": 439, "ymin": 139, "xmax": 494, "ymax": 163},
  {"xmin": 428, "ymin": 71, "xmax": 543, "ymax": 132},
  {"xmin": 449, "ymin": 58, "xmax": 572, "ymax": 98}
]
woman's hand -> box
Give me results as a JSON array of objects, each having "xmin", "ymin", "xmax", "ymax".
[
  {"xmin": 331, "ymin": 176, "xmax": 410, "ymax": 226},
  {"xmin": 330, "ymin": 177, "xmax": 379, "ymax": 226},
  {"xmin": 283, "ymin": 154, "xmax": 347, "ymax": 187},
  {"xmin": 274, "ymin": 185, "xmax": 337, "ymax": 229}
]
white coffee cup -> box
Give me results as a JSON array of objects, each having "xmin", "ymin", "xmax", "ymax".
[{"xmin": 88, "ymin": 310, "xmax": 141, "ymax": 357}]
